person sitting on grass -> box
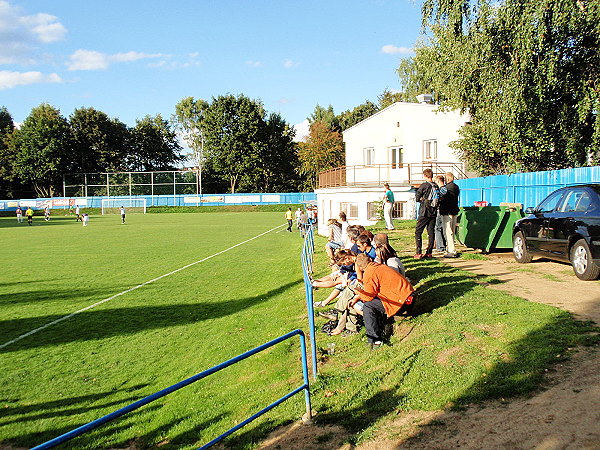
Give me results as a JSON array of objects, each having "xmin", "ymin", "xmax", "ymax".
[
  {"xmin": 345, "ymin": 226, "xmax": 360, "ymax": 251},
  {"xmin": 325, "ymin": 218, "xmax": 344, "ymax": 264},
  {"xmin": 313, "ymin": 249, "xmax": 357, "ymax": 309},
  {"xmin": 355, "ymin": 234, "xmax": 377, "ymax": 260},
  {"xmin": 350, "ymin": 254, "xmax": 415, "ymax": 349},
  {"xmin": 374, "ymin": 233, "xmax": 406, "ymax": 276}
]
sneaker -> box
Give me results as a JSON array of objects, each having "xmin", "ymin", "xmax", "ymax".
[
  {"xmin": 371, "ymin": 341, "xmax": 383, "ymax": 350},
  {"xmin": 319, "ymin": 310, "xmax": 338, "ymax": 321},
  {"xmin": 443, "ymin": 253, "xmax": 458, "ymax": 258},
  {"xmin": 413, "ymin": 253, "xmax": 424, "ymax": 260},
  {"xmin": 423, "ymin": 253, "xmax": 433, "ymax": 258}
]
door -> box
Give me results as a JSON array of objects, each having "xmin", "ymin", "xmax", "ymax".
[{"xmin": 521, "ymin": 190, "xmax": 564, "ymax": 252}]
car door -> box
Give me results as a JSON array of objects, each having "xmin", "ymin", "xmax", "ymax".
[
  {"xmin": 521, "ymin": 190, "xmax": 565, "ymax": 253},
  {"xmin": 542, "ymin": 189, "xmax": 584, "ymax": 258}
]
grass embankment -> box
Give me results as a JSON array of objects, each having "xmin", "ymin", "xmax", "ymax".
[{"xmin": 0, "ymin": 215, "xmax": 596, "ymax": 449}]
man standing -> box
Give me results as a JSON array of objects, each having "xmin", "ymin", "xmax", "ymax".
[
  {"xmin": 25, "ymin": 207, "xmax": 34, "ymax": 226},
  {"xmin": 16, "ymin": 207, "xmax": 23, "ymax": 223},
  {"xmin": 383, "ymin": 183, "xmax": 395, "ymax": 230},
  {"xmin": 285, "ymin": 207, "xmax": 293, "ymax": 232},
  {"xmin": 350, "ymin": 254, "xmax": 415, "ymax": 349},
  {"xmin": 439, "ymin": 172, "xmax": 460, "ymax": 258},
  {"xmin": 120, "ymin": 206, "xmax": 126, "ymax": 224},
  {"xmin": 75, "ymin": 206, "xmax": 81, "ymax": 222},
  {"xmin": 414, "ymin": 168, "xmax": 439, "ymax": 259}
]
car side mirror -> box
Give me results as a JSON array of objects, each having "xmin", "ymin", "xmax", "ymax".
[{"xmin": 525, "ymin": 207, "xmax": 535, "ymax": 214}]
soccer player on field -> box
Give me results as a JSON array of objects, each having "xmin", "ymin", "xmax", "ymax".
[
  {"xmin": 25, "ymin": 207, "xmax": 34, "ymax": 226},
  {"xmin": 120, "ymin": 206, "xmax": 126, "ymax": 224},
  {"xmin": 75, "ymin": 206, "xmax": 82, "ymax": 222},
  {"xmin": 16, "ymin": 207, "xmax": 23, "ymax": 223},
  {"xmin": 44, "ymin": 205, "xmax": 50, "ymax": 221},
  {"xmin": 285, "ymin": 208, "xmax": 293, "ymax": 232}
]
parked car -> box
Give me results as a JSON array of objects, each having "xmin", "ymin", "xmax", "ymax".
[{"xmin": 512, "ymin": 184, "xmax": 600, "ymax": 280}]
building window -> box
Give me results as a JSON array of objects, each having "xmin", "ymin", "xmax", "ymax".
[
  {"xmin": 340, "ymin": 202, "xmax": 358, "ymax": 219},
  {"xmin": 392, "ymin": 202, "xmax": 405, "ymax": 219},
  {"xmin": 367, "ymin": 202, "xmax": 379, "ymax": 220},
  {"xmin": 364, "ymin": 147, "xmax": 375, "ymax": 166},
  {"xmin": 390, "ymin": 147, "xmax": 403, "ymax": 169},
  {"xmin": 423, "ymin": 140, "xmax": 437, "ymax": 160}
]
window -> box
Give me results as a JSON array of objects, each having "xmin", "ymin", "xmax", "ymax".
[
  {"xmin": 390, "ymin": 147, "xmax": 403, "ymax": 169},
  {"xmin": 364, "ymin": 147, "xmax": 375, "ymax": 166},
  {"xmin": 423, "ymin": 140, "xmax": 437, "ymax": 160},
  {"xmin": 561, "ymin": 190, "xmax": 592, "ymax": 213},
  {"xmin": 537, "ymin": 191, "xmax": 563, "ymax": 213},
  {"xmin": 392, "ymin": 202, "xmax": 405, "ymax": 219},
  {"xmin": 367, "ymin": 202, "xmax": 379, "ymax": 220},
  {"xmin": 340, "ymin": 202, "xmax": 358, "ymax": 219}
]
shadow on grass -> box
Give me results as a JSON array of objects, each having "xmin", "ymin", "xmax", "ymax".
[
  {"xmin": 0, "ymin": 286, "xmax": 129, "ymax": 306},
  {"xmin": 0, "ymin": 279, "xmax": 303, "ymax": 353}
]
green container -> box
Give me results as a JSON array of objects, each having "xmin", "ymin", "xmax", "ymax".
[{"xmin": 456, "ymin": 206, "xmax": 525, "ymax": 252}]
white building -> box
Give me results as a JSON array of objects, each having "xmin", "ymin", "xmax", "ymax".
[{"xmin": 314, "ymin": 98, "xmax": 470, "ymax": 235}]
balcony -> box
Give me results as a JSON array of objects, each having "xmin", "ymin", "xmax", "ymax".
[{"xmin": 317, "ymin": 162, "xmax": 467, "ymax": 189}]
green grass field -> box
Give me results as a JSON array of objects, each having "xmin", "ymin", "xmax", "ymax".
[{"xmin": 1, "ymin": 213, "xmax": 598, "ymax": 449}]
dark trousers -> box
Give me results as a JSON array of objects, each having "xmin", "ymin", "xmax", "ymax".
[
  {"xmin": 286, "ymin": 219, "xmax": 292, "ymax": 231},
  {"xmin": 415, "ymin": 215, "xmax": 436, "ymax": 255},
  {"xmin": 363, "ymin": 298, "xmax": 387, "ymax": 344}
]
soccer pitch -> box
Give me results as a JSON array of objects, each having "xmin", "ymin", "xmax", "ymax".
[{"xmin": 0, "ymin": 212, "xmax": 309, "ymax": 449}]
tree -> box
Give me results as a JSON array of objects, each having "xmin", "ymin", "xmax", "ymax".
[
  {"xmin": 128, "ymin": 114, "xmax": 183, "ymax": 171},
  {"xmin": 409, "ymin": 0, "xmax": 600, "ymax": 174},
  {"xmin": 338, "ymin": 100, "xmax": 380, "ymax": 130},
  {"xmin": 308, "ymin": 104, "xmax": 341, "ymax": 132},
  {"xmin": 0, "ymin": 107, "xmax": 19, "ymax": 198},
  {"xmin": 69, "ymin": 107, "xmax": 130, "ymax": 173},
  {"xmin": 12, "ymin": 103, "xmax": 73, "ymax": 197},
  {"xmin": 173, "ymin": 96, "xmax": 209, "ymax": 167},
  {"xmin": 297, "ymin": 121, "xmax": 344, "ymax": 190}
]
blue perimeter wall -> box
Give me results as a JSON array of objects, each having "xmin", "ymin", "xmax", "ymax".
[
  {"xmin": 0, "ymin": 192, "xmax": 317, "ymax": 211},
  {"xmin": 455, "ymin": 166, "xmax": 600, "ymax": 209}
]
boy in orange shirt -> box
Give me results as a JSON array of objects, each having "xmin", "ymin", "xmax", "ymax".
[{"xmin": 350, "ymin": 254, "xmax": 415, "ymax": 349}]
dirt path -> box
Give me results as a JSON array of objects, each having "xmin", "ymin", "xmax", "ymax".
[{"xmin": 258, "ymin": 250, "xmax": 600, "ymax": 450}]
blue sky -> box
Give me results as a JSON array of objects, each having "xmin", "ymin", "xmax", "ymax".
[{"xmin": 0, "ymin": 0, "xmax": 424, "ymax": 137}]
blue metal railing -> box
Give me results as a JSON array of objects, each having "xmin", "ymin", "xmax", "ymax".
[
  {"xmin": 32, "ymin": 329, "xmax": 312, "ymax": 450},
  {"xmin": 300, "ymin": 225, "xmax": 318, "ymax": 379}
]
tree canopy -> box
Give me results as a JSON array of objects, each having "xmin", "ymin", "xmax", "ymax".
[{"xmin": 404, "ymin": 0, "xmax": 600, "ymax": 174}]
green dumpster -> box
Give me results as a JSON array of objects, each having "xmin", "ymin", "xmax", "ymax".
[{"xmin": 456, "ymin": 205, "xmax": 525, "ymax": 252}]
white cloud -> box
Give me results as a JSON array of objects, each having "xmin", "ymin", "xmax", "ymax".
[
  {"xmin": 0, "ymin": 1, "xmax": 67, "ymax": 64},
  {"xmin": 283, "ymin": 59, "xmax": 299, "ymax": 69},
  {"xmin": 293, "ymin": 119, "xmax": 310, "ymax": 142},
  {"xmin": 245, "ymin": 60, "xmax": 263, "ymax": 68},
  {"xmin": 380, "ymin": 44, "xmax": 413, "ymax": 55},
  {"xmin": 67, "ymin": 49, "xmax": 167, "ymax": 71},
  {"xmin": 0, "ymin": 70, "xmax": 62, "ymax": 90}
]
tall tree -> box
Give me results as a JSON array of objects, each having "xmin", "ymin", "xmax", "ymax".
[
  {"xmin": 297, "ymin": 121, "xmax": 344, "ymax": 190},
  {"xmin": 0, "ymin": 107, "xmax": 19, "ymax": 198},
  {"xmin": 128, "ymin": 114, "xmax": 183, "ymax": 171},
  {"xmin": 338, "ymin": 100, "xmax": 380, "ymax": 131},
  {"xmin": 308, "ymin": 104, "xmax": 341, "ymax": 132},
  {"xmin": 410, "ymin": 0, "xmax": 600, "ymax": 174},
  {"xmin": 173, "ymin": 96, "xmax": 209, "ymax": 167},
  {"xmin": 12, "ymin": 103, "xmax": 73, "ymax": 197},
  {"xmin": 69, "ymin": 107, "xmax": 130, "ymax": 173}
]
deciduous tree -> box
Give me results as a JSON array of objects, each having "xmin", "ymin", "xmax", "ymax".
[
  {"xmin": 298, "ymin": 121, "xmax": 344, "ymax": 190},
  {"xmin": 128, "ymin": 114, "xmax": 183, "ymax": 171}
]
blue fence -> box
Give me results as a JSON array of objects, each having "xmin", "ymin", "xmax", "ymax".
[
  {"xmin": 456, "ymin": 166, "xmax": 600, "ymax": 209},
  {"xmin": 0, "ymin": 192, "xmax": 317, "ymax": 211},
  {"xmin": 300, "ymin": 225, "xmax": 318, "ymax": 379},
  {"xmin": 32, "ymin": 329, "xmax": 312, "ymax": 450}
]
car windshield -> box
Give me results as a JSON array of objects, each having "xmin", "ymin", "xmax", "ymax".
[{"xmin": 537, "ymin": 190, "xmax": 563, "ymax": 213}]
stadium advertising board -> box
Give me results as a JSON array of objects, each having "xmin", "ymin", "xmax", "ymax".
[
  {"xmin": 201, "ymin": 196, "xmax": 225, "ymax": 203},
  {"xmin": 225, "ymin": 195, "xmax": 261, "ymax": 204},
  {"xmin": 261, "ymin": 195, "xmax": 281, "ymax": 202},
  {"xmin": 75, "ymin": 199, "xmax": 88, "ymax": 206},
  {"xmin": 184, "ymin": 197, "xmax": 201, "ymax": 203},
  {"xmin": 20, "ymin": 200, "xmax": 37, "ymax": 207},
  {"xmin": 0, "ymin": 202, "xmax": 4, "ymax": 209},
  {"xmin": 52, "ymin": 199, "xmax": 73, "ymax": 207},
  {"xmin": 7, "ymin": 201, "xmax": 18, "ymax": 207}
]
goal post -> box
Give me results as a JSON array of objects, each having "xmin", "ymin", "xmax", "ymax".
[{"xmin": 101, "ymin": 198, "xmax": 147, "ymax": 215}]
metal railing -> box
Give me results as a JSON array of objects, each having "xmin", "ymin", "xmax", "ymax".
[
  {"xmin": 32, "ymin": 329, "xmax": 312, "ymax": 450},
  {"xmin": 300, "ymin": 225, "xmax": 318, "ymax": 379},
  {"xmin": 318, "ymin": 162, "xmax": 467, "ymax": 188}
]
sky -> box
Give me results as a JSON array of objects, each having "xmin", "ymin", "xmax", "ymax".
[{"xmin": 0, "ymin": 0, "xmax": 425, "ymax": 140}]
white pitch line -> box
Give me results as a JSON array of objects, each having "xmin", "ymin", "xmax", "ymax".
[{"xmin": 1, "ymin": 223, "xmax": 286, "ymax": 350}]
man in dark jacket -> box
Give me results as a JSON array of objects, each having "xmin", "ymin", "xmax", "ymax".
[
  {"xmin": 414, "ymin": 168, "xmax": 438, "ymax": 259},
  {"xmin": 439, "ymin": 172, "xmax": 460, "ymax": 257}
]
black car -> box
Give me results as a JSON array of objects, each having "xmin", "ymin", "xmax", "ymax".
[{"xmin": 512, "ymin": 184, "xmax": 600, "ymax": 280}]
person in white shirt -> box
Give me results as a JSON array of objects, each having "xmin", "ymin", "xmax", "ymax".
[{"xmin": 120, "ymin": 206, "xmax": 126, "ymax": 224}]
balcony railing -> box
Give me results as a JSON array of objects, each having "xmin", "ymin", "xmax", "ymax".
[{"xmin": 318, "ymin": 162, "xmax": 467, "ymax": 189}]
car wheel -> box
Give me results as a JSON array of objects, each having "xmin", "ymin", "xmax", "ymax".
[
  {"xmin": 513, "ymin": 231, "xmax": 533, "ymax": 263},
  {"xmin": 570, "ymin": 239, "xmax": 600, "ymax": 281}
]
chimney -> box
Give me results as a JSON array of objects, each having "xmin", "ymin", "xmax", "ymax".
[{"xmin": 416, "ymin": 94, "xmax": 434, "ymax": 104}]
